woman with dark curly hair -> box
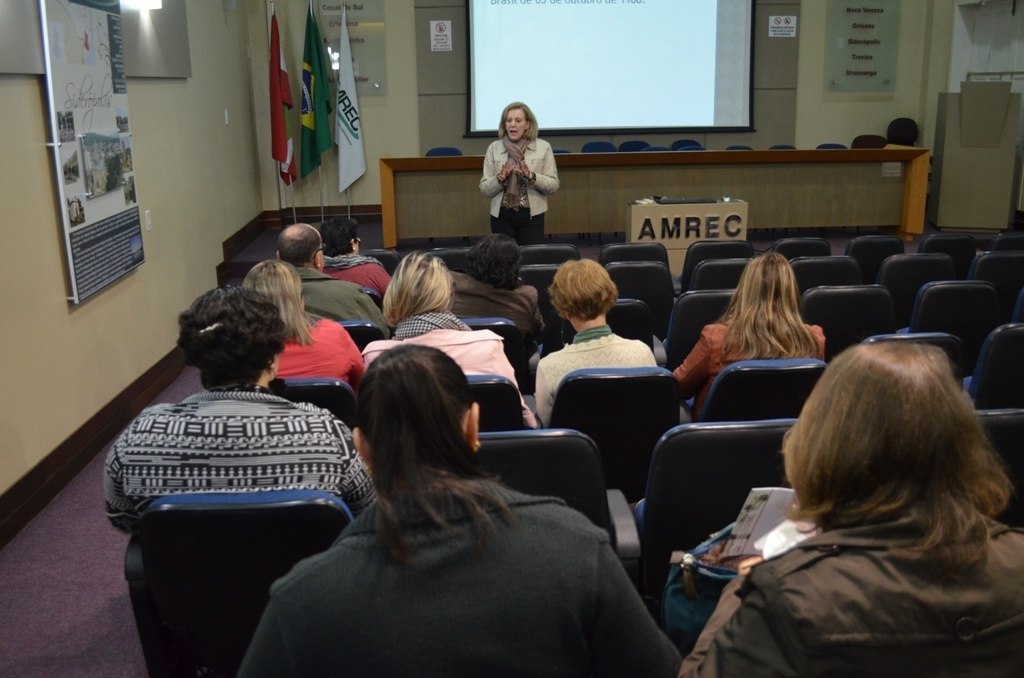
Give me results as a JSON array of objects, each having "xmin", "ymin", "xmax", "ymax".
[
  {"xmin": 450, "ymin": 234, "xmax": 544, "ymax": 346},
  {"xmin": 240, "ymin": 344, "xmax": 681, "ymax": 677},
  {"xmin": 103, "ymin": 286, "xmax": 375, "ymax": 533}
]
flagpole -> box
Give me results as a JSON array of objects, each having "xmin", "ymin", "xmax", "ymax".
[
  {"xmin": 318, "ymin": 166, "xmax": 325, "ymax": 222},
  {"xmin": 345, "ymin": 187, "xmax": 352, "ymax": 219}
]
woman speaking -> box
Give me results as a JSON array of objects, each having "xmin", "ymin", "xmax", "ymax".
[{"xmin": 479, "ymin": 102, "xmax": 559, "ymax": 245}]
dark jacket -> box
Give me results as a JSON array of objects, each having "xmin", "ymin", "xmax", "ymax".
[
  {"xmin": 240, "ymin": 484, "xmax": 681, "ymax": 677},
  {"xmin": 450, "ymin": 271, "xmax": 544, "ymax": 342},
  {"xmin": 680, "ymin": 516, "xmax": 1024, "ymax": 677}
]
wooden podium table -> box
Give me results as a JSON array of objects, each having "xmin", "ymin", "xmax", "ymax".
[
  {"xmin": 379, "ymin": 148, "xmax": 929, "ymax": 248},
  {"xmin": 630, "ymin": 200, "xmax": 749, "ymax": 277}
]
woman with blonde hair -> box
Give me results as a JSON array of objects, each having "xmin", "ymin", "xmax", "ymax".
[
  {"xmin": 534, "ymin": 259, "xmax": 656, "ymax": 425},
  {"xmin": 674, "ymin": 252, "xmax": 824, "ymax": 416},
  {"xmin": 479, "ymin": 101, "xmax": 559, "ymax": 245},
  {"xmin": 243, "ymin": 260, "xmax": 364, "ymax": 388},
  {"xmin": 681, "ymin": 341, "xmax": 1024, "ymax": 676},
  {"xmin": 362, "ymin": 252, "xmax": 537, "ymax": 427}
]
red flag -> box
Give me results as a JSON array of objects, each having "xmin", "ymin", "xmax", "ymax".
[{"xmin": 269, "ymin": 11, "xmax": 296, "ymax": 185}]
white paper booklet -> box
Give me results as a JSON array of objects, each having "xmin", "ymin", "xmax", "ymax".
[{"xmin": 721, "ymin": 487, "xmax": 796, "ymax": 558}]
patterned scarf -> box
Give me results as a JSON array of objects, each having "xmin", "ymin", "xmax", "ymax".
[
  {"xmin": 394, "ymin": 311, "xmax": 471, "ymax": 340},
  {"xmin": 322, "ymin": 254, "xmax": 385, "ymax": 272},
  {"xmin": 501, "ymin": 136, "xmax": 531, "ymax": 202}
]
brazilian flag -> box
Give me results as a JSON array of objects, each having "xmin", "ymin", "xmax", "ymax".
[{"xmin": 300, "ymin": 5, "xmax": 332, "ymax": 177}]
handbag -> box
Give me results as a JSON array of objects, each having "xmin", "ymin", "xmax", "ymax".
[{"xmin": 660, "ymin": 523, "xmax": 738, "ymax": 654}]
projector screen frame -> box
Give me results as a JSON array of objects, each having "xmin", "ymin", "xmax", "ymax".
[{"xmin": 463, "ymin": 0, "xmax": 757, "ymax": 139}]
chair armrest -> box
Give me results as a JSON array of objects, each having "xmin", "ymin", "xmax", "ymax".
[
  {"xmin": 607, "ymin": 489, "xmax": 640, "ymax": 559},
  {"xmin": 124, "ymin": 536, "xmax": 144, "ymax": 582}
]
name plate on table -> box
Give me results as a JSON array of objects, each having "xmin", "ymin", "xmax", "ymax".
[{"xmin": 629, "ymin": 198, "xmax": 748, "ymax": 277}]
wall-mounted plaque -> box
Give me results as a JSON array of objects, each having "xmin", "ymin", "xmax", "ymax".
[{"xmin": 824, "ymin": 0, "xmax": 900, "ymax": 92}]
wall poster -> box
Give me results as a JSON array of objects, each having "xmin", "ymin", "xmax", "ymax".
[{"xmin": 39, "ymin": 0, "xmax": 144, "ymax": 304}]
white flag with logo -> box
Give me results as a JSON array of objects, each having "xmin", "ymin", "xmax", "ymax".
[{"xmin": 336, "ymin": 7, "xmax": 366, "ymax": 192}]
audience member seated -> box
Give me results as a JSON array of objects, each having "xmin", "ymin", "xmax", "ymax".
[
  {"xmin": 534, "ymin": 259, "xmax": 657, "ymax": 425},
  {"xmin": 276, "ymin": 223, "xmax": 388, "ymax": 336},
  {"xmin": 103, "ymin": 287, "xmax": 375, "ymax": 534},
  {"xmin": 674, "ymin": 253, "xmax": 824, "ymax": 417},
  {"xmin": 681, "ymin": 342, "xmax": 1024, "ymax": 676},
  {"xmin": 450, "ymin": 234, "xmax": 544, "ymax": 350},
  {"xmin": 318, "ymin": 216, "xmax": 391, "ymax": 297},
  {"xmin": 362, "ymin": 252, "xmax": 537, "ymax": 428},
  {"xmin": 242, "ymin": 260, "xmax": 364, "ymax": 388},
  {"xmin": 239, "ymin": 344, "xmax": 681, "ymax": 677}
]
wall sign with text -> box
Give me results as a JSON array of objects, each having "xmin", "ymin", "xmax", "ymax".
[{"xmin": 824, "ymin": 1, "xmax": 901, "ymax": 92}]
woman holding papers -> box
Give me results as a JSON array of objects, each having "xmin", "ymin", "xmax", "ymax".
[
  {"xmin": 479, "ymin": 102, "xmax": 559, "ymax": 246},
  {"xmin": 679, "ymin": 342, "xmax": 1024, "ymax": 677}
]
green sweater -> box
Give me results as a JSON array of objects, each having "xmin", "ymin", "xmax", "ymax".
[
  {"xmin": 240, "ymin": 483, "xmax": 680, "ymax": 677},
  {"xmin": 296, "ymin": 266, "xmax": 389, "ymax": 338}
]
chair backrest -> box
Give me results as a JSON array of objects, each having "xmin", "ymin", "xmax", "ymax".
[
  {"xmin": 671, "ymin": 139, "xmax": 703, "ymax": 150},
  {"xmin": 789, "ymin": 255, "xmax": 862, "ymax": 293},
  {"xmin": 1015, "ymin": 287, "xmax": 1024, "ymax": 323},
  {"xmin": 642, "ymin": 145, "xmax": 671, "ymax": 151},
  {"xmin": 876, "ymin": 253, "xmax": 956, "ymax": 327},
  {"xmin": 361, "ymin": 286, "xmax": 383, "ymax": 309},
  {"xmin": 467, "ymin": 374, "xmax": 527, "ymax": 431},
  {"xmin": 360, "ymin": 248, "xmax": 401, "ymax": 276},
  {"xmin": 429, "ymin": 246, "xmax": 470, "ymax": 272},
  {"xmin": 275, "ymin": 377, "xmax": 357, "ymax": 427},
  {"xmin": 991, "ymin": 231, "xmax": 1024, "ymax": 251},
  {"xmin": 917, "ymin": 233, "xmax": 976, "ymax": 279},
  {"xmin": 607, "ymin": 298, "xmax": 655, "ymax": 350},
  {"xmin": 800, "ymin": 285, "xmax": 896, "ymax": 361},
  {"xmin": 688, "ymin": 257, "xmax": 751, "ymax": 291},
  {"xmin": 862, "ymin": 332, "xmax": 965, "ymax": 380},
  {"xmin": 519, "ymin": 263, "xmax": 560, "ymax": 320},
  {"xmin": 640, "ymin": 419, "xmax": 794, "ymax": 596},
  {"xmin": 725, "ymin": 144, "xmax": 754, "ymax": 150},
  {"xmin": 976, "ymin": 408, "xmax": 1024, "ymax": 527},
  {"xmin": 770, "ymin": 237, "xmax": 832, "ymax": 260},
  {"xmin": 425, "ymin": 146, "xmax": 462, "ymax": 156},
  {"xmin": 598, "ymin": 242, "xmax": 670, "ymax": 267},
  {"xmin": 968, "ymin": 251, "xmax": 1024, "ymax": 323},
  {"xmin": 518, "ymin": 243, "xmax": 580, "ymax": 266},
  {"xmin": 664, "ymin": 290, "xmax": 733, "ymax": 371},
  {"xmin": 769, "ymin": 143, "xmax": 796, "ymax": 150},
  {"xmin": 851, "ymin": 134, "xmax": 888, "ymax": 149},
  {"xmin": 970, "ymin": 324, "xmax": 1024, "ymax": 409},
  {"xmin": 700, "ymin": 359, "xmax": 827, "ymax": 422},
  {"xmin": 844, "ymin": 234, "xmax": 905, "ymax": 284},
  {"xmin": 618, "ymin": 140, "xmax": 650, "ymax": 152},
  {"xmin": 604, "ymin": 261, "xmax": 676, "ymax": 339},
  {"xmin": 129, "ymin": 490, "xmax": 351, "ymax": 676},
  {"xmin": 908, "ymin": 280, "xmax": 1001, "ymax": 374},
  {"xmin": 338, "ymin": 319, "xmax": 386, "ymax": 352},
  {"xmin": 461, "ymin": 317, "xmax": 533, "ymax": 394},
  {"xmin": 816, "ymin": 142, "xmax": 847, "ymax": 149},
  {"xmin": 549, "ymin": 367, "xmax": 680, "ymax": 502},
  {"xmin": 679, "ymin": 240, "xmax": 755, "ymax": 290},
  {"xmin": 581, "ymin": 140, "xmax": 616, "ymax": 153},
  {"xmin": 477, "ymin": 429, "xmax": 612, "ymax": 534},
  {"xmin": 886, "ymin": 117, "xmax": 919, "ymax": 145}
]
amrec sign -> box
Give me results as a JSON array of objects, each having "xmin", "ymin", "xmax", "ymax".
[{"xmin": 629, "ymin": 199, "xmax": 748, "ymax": 277}]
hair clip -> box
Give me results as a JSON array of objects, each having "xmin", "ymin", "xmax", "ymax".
[{"xmin": 199, "ymin": 322, "xmax": 222, "ymax": 335}]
